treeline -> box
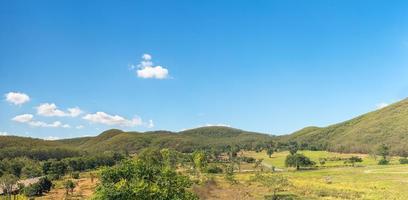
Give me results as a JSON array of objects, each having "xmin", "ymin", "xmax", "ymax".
[
  {"xmin": 0, "ymin": 152, "xmax": 125, "ymax": 180},
  {"xmin": 0, "ymin": 146, "xmax": 81, "ymax": 160}
]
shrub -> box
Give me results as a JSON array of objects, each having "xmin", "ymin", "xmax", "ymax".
[
  {"xmin": 240, "ymin": 156, "xmax": 256, "ymax": 163},
  {"xmin": 22, "ymin": 183, "xmax": 43, "ymax": 197},
  {"xmin": 399, "ymin": 158, "xmax": 408, "ymax": 164},
  {"xmin": 206, "ymin": 165, "xmax": 223, "ymax": 174},
  {"xmin": 378, "ymin": 159, "xmax": 389, "ymax": 165},
  {"xmin": 71, "ymin": 172, "xmax": 80, "ymax": 179}
]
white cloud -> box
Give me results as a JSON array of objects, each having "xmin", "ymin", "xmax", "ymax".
[
  {"xmin": 137, "ymin": 66, "xmax": 169, "ymax": 79},
  {"xmin": 147, "ymin": 120, "xmax": 154, "ymax": 128},
  {"xmin": 37, "ymin": 103, "xmax": 82, "ymax": 117},
  {"xmin": 133, "ymin": 54, "xmax": 169, "ymax": 79},
  {"xmin": 0, "ymin": 132, "xmax": 9, "ymax": 136},
  {"xmin": 83, "ymin": 112, "xmax": 143, "ymax": 127},
  {"xmin": 5, "ymin": 92, "xmax": 30, "ymax": 105},
  {"xmin": 44, "ymin": 136, "xmax": 60, "ymax": 140},
  {"xmin": 67, "ymin": 107, "xmax": 82, "ymax": 117},
  {"xmin": 376, "ymin": 102, "xmax": 389, "ymax": 109},
  {"xmin": 12, "ymin": 114, "xmax": 34, "ymax": 123},
  {"xmin": 142, "ymin": 53, "xmax": 152, "ymax": 60},
  {"xmin": 12, "ymin": 114, "xmax": 70, "ymax": 128},
  {"xmin": 76, "ymin": 125, "xmax": 84, "ymax": 129}
]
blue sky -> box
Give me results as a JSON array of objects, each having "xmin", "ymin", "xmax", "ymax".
[{"xmin": 1, "ymin": 0, "xmax": 408, "ymax": 139}]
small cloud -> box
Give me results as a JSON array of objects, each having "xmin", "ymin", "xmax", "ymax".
[
  {"xmin": 76, "ymin": 125, "xmax": 85, "ymax": 129},
  {"xmin": 147, "ymin": 120, "xmax": 154, "ymax": 128},
  {"xmin": 12, "ymin": 114, "xmax": 33, "ymax": 123},
  {"xmin": 83, "ymin": 112, "xmax": 143, "ymax": 127},
  {"xmin": 376, "ymin": 102, "xmax": 389, "ymax": 109},
  {"xmin": 131, "ymin": 54, "xmax": 169, "ymax": 79},
  {"xmin": 36, "ymin": 103, "xmax": 82, "ymax": 117},
  {"xmin": 5, "ymin": 92, "xmax": 30, "ymax": 105},
  {"xmin": 12, "ymin": 114, "xmax": 70, "ymax": 128},
  {"xmin": 44, "ymin": 136, "xmax": 60, "ymax": 140}
]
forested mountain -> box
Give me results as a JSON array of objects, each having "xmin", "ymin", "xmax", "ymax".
[
  {"xmin": 4, "ymin": 97, "xmax": 408, "ymax": 158},
  {"xmin": 0, "ymin": 127, "xmax": 274, "ymax": 159},
  {"xmin": 282, "ymin": 98, "xmax": 408, "ymax": 154}
]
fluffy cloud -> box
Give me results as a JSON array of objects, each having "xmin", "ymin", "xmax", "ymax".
[
  {"xmin": 37, "ymin": 103, "xmax": 82, "ymax": 117},
  {"xmin": 5, "ymin": 92, "xmax": 30, "ymax": 105},
  {"xmin": 133, "ymin": 54, "xmax": 169, "ymax": 79},
  {"xmin": 83, "ymin": 112, "xmax": 143, "ymax": 127},
  {"xmin": 12, "ymin": 114, "xmax": 34, "ymax": 123},
  {"xmin": 376, "ymin": 102, "xmax": 389, "ymax": 109},
  {"xmin": 12, "ymin": 114, "xmax": 70, "ymax": 128},
  {"xmin": 44, "ymin": 136, "xmax": 60, "ymax": 140}
]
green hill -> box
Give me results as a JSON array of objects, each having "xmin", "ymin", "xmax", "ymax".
[
  {"xmin": 0, "ymin": 126, "xmax": 274, "ymax": 159},
  {"xmin": 283, "ymin": 98, "xmax": 408, "ymax": 154}
]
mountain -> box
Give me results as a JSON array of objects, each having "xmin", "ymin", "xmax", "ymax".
[
  {"xmin": 59, "ymin": 126, "xmax": 274, "ymax": 153},
  {"xmin": 282, "ymin": 98, "xmax": 408, "ymax": 154},
  {"xmin": 0, "ymin": 126, "xmax": 274, "ymax": 158}
]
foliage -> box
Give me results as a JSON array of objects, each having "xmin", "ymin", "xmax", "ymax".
[
  {"xmin": 0, "ymin": 174, "xmax": 18, "ymax": 197},
  {"xmin": 282, "ymin": 99, "xmax": 408, "ymax": 154},
  {"xmin": 251, "ymin": 173, "xmax": 291, "ymax": 200},
  {"xmin": 192, "ymin": 150, "xmax": 207, "ymax": 173},
  {"xmin": 288, "ymin": 141, "xmax": 299, "ymax": 155},
  {"xmin": 71, "ymin": 171, "xmax": 80, "ymax": 179},
  {"xmin": 285, "ymin": 153, "xmax": 315, "ymax": 170},
  {"xmin": 93, "ymin": 149, "xmax": 198, "ymax": 200},
  {"xmin": 224, "ymin": 162, "xmax": 236, "ymax": 184},
  {"xmin": 377, "ymin": 144, "xmax": 390, "ymax": 160},
  {"xmin": 399, "ymin": 158, "xmax": 408, "ymax": 164},
  {"xmin": 344, "ymin": 156, "xmax": 363, "ymax": 167},
  {"xmin": 64, "ymin": 179, "xmax": 76, "ymax": 195},
  {"xmin": 378, "ymin": 159, "xmax": 389, "ymax": 165},
  {"xmin": 22, "ymin": 177, "xmax": 52, "ymax": 197},
  {"xmin": 266, "ymin": 148, "xmax": 274, "ymax": 158},
  {"xmin": 205, "ymin": 164, "xmax": 223, "ymax": 174}
]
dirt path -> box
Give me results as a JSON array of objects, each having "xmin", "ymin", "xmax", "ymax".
[{"xmin": 38, "ymin": 178, "xmax": 98, "ymax": 200}]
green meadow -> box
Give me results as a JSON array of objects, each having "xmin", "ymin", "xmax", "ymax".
[{"xmin": 219, "ymin": 151, "xmax": 408, "ymax": 200}]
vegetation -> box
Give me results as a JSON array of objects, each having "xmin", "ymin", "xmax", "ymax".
[
  {"xmin": 92, "ymin": 149, "xmax": 198, "ymax": 200},
  {"xmin": 282, "ymin": 98, "xmax": 408, "ymax": 154},
  {"xmin": 285, "ymin": 153, "xmax": 315, "ymax": 170}
]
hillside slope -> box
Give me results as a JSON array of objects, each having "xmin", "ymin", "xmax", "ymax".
[
  {"xmin": 0, "ymin": 126, "xmax": 273, "ymax": 154},
  {"xmin": 284, "ymin": 98, "xmax": 408, "ymax": 154}
]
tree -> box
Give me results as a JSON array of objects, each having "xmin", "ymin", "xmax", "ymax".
[
  {"xmin": 318, "ymin": 158, "xmax": 326, "ymax": 167},
  {"xmin": 288, "ymin": 141, "xmax": 299, "ymax": 155},
  {"xmin": 63, "ymin": 180, "xmax": 75, "ymax": 195},
  {"xmin": 251, "ymin": 173, "xmax": 291, "ymax": 200},
  {"xmin": 254, "ymin": 159, "xmax": 264, "ymax": 172},
  {"xmin": 377, "ymin": 144, "xmax": 390, "ymax": 165},
  {"xmin": 344, "ymin": 156, "xmax": 363, "ymax": 167},
  {"xmin": 285, "ymin": 153, "xmax": 315, "ymax": 170},
  {"xmin": 192, "ymin": 150, "xmax": 207, "ymax": 173},
  {"xmin": 266, "ymin": 148, "xmax": 274, "ymax": 158},
  {"xmin": 224, "ymin": 162, "xmax": 236, "ymax": 184},
  {"xmin": 93, "ymin": 158, "xmax": 198, "ymax": 200},
  {"xmin": 0, "ymin": 174, "xmax": 18, "ymax": 199}
]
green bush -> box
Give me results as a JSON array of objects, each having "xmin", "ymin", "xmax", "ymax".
[
  {"xmin": 399, "ymin": 158, "xmax": 408, "ymax": 164},
  {"xmin": 240, "ymin": 156, "xmax": 256, "ymax": 163},
  {"xmin": 71, "ymin": 172, "xmax": 80, "ymax": 179},
  {"xmin": 378, "ymin": 159, "xmax": 389, "ymax": 165},
  {"xmin": 206, "ymin": 165, "xmax": 223, "ymax": 174}
]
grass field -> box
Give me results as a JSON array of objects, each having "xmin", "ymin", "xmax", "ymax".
[{"xmin": 205, "ymin": 151, "xmax": 408, "ymax": 200}]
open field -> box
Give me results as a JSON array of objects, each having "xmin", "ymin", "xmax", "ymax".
[
  {"xmin": 37, "ymin": 172, "xmax": 98, "ymax": 200},
  {"xmin": 193, "ymin": 151, "xmax": 408, "ymax": 200}
]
